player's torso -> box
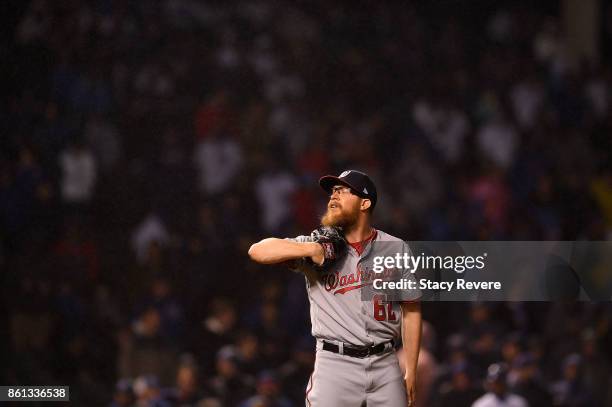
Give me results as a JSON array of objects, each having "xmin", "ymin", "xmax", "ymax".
[{"xmin": 306, "ymin": 230, "xmax": 403, "ymax": 346}]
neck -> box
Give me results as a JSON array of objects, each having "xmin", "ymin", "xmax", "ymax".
[{"xmin": 343, "ymin": 217, "xmax": 373, "ymax": 243}]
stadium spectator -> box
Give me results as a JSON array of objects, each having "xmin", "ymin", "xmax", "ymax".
[
  {"xmin": 579, "ymin": 330, "xmax": 611, "ymax": 403},
  {"xmin": 472, "ymin": 363, "xmax": 527, "ymax": 407},
  {"xmin": 550, "ymin": 354, "xmax": 594, "ymax": 407},
  {"xmin": 239, "ymin": 370, "xmax": 293, "ymax": 407},
  {"xmin": 118, "ymin": 307, "xmax": 178, "ymax": 386},
  {"xmin": 255, "ymin": 161, "xmax": 298, "ymax": 234},
  {"xmin": 190, "ymin": 298, "xmax": 238, "ymax": 374},
  {"xmin": 278, "ymin": 337, "xmax": 316, "ymax": 405},
  {"xmin": 58, "ymin": 139, "xmax": 97, "ymax": 206},
  {"xmin": 208, "ymin": 346, "xmax": 254, "ymax": 406},
  {"xmin": 234, "ymin": 331, "xmax": 263, "ymax": 377},
  {"xmin": 162, "ymin": 359, "xmax": 206, "ymax": 406},
  {"xmin": 133, "ymin": 375, "xmax": 172, "ymax": 407},
  {"xmin": 435, "ymin": 363, "xmax": 481, "ymax": 407},
  {"xmin": 511, "ymin": 353, "xmax": 553, "ymax": 406},
  {"xmin": 193, "ymin": 130, "xmax": 243, "ymax": 196},
  {"xmin": 131, "ymin": 213, "xmax": 169, "ymax": 265},
  {"xmin": 109, "ymin": 379, "xmax": 135, "ymax": 407}
]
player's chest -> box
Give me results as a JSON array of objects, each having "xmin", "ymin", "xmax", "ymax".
[{"xmin": 319, "ymin": 256, "xmax": 379, "ymax": 295}]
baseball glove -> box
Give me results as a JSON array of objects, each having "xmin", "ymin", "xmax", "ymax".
[{"xmin": 310, "ymin": 226, "xmax": 347, "ymax": 268}]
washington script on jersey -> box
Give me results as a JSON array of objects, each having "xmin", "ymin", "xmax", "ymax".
[
  {"xmin": 323, "ymin": 266, "xmax": 396, "ymax": 295},
  {"xmin": 373, "ymin": 278, "xmax": 502, "ymax": 292}
]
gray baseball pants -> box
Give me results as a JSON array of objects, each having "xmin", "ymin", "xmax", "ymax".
[{"xmin": 305, "ymin": 340, "xmax": 407, "ymax": 407}]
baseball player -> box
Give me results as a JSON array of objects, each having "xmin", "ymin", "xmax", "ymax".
[{"xmin": 249, "ymin": 170, "xmax": 422, "ymax": 406}]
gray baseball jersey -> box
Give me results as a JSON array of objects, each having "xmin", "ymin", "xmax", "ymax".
[{"xmin": 291, "ymin": 228, "xmax": 421, "ymax": 346}]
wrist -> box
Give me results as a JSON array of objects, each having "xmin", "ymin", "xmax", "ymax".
[
  {"xmin": 306, "ymin": 242, "xmax": 325, "ymax": 266},
  {"xmin": 307, "ymin": 242, "xmax": 323, "ymax": 257}
]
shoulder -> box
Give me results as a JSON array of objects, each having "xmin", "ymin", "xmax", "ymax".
[
  {"xmin": 372, "ymin": 229, "xmax": 410, "ymax": 252},
  {"xmin": 373, "ymin": 229, "xmax": 403, "ymax": 242}
]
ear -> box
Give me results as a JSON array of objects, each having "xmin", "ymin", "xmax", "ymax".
[{"xmin": 360, "ymin": 199, "xmax": 371, "ymax": 211}]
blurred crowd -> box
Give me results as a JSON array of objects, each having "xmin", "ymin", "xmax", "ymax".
[{"xmin": 2, "ymin": 0, "xmax": 612, "ymax": 406}]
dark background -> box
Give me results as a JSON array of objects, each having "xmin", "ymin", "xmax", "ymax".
[{"xmin": 2, "ymin": 1, "xmax": 612, "ymax": 406}]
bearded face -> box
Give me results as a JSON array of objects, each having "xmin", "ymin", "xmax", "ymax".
[{"xmin": 320, "ymin": 194, "xmax": 362, "ymax": 228}]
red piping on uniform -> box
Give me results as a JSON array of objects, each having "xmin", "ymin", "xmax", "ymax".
[
  {"xmin": 348, "ymin": 228, "xmax": 378, "ymax": 256},
  {"xmin": 333, "ymin": 283, "xmax": 370, "ymax": 295},
  {"xmin": 305, "ymin": 371, "xmax": 314, "ymax": 406}
]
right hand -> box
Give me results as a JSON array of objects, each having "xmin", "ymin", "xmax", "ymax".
[{"xmin": 404, "ymin": 371, "xmax": 417, "ymax": 406}]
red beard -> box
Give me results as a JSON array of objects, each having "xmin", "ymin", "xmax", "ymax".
[{"xmin": 320, "ymin": 202, "xmax": 360, "ymax": 228}]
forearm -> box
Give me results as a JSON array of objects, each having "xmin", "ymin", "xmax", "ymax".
[
  {"xmin": 401, "ymin": 301, "xmax": 422, "ymax": 377},
  {"xmin": 248, "ymin": 238, "xmax": 321, "ymax": 265}
]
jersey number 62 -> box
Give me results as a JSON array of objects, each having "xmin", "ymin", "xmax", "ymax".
[{"xmin": 373, "ymin": 295, "xmax": 397, "ymax": 321}]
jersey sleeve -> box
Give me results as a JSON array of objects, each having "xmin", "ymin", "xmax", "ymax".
[
  {"xmin": 286, "ymin": 235, "xmax": 314, "ymax": 243},
  {"xmin": 284, "ymin": 235, "xmax": 315, "ymax": 272}
]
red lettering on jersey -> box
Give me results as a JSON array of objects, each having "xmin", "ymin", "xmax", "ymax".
[
  {"xmin": 323, "ymin": 263, "xmax": 391, "ymax": 295},
  {"xmin": 324, "ymin": 272, "xmax": 340, "ymax": 291},
  {"xmin": 333, "ymin": 283, "xmax": 369, "ymax": 295},
  {"xmin": 373, "ymin": 295, "xmax": 398, "ymax": 321},
  {"xmin": 387, "ymin": 304, "xmax": 397, "ymax": 321}
]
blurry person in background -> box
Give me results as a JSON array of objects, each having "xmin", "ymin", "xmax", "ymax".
[
  {"xmin": 58, "ymin": 138, "xmax": 97, "ymax": 213},
  {"xmin": 465, "ymin": 304, "xmax": 504, "ymax": 373},
  {"xmin": 446, "ymin": 334, "xmax": 470, "ymax": 367},
  {"xmin": 511, "ymin": 353, "xmax": 553, "ymax": 407},
  {"xmin": 127, "ymin": 239, "xmax": 167, "ymax": 301},
  {"xmin": 133, "ymin": 375, "xmax": 170, "ymax": 407},
  {"xmin": 472, "ymin": 363, "xmax": 527, "ymax": 407},
  {"xmin": 137, "ymin": 275, "xmax": 184, "ymax": 344},
  {"xmin": 164, "ymin": 357, "xmax": 206, "ymax": 406},
  {"xmin": 193, "ymin": 92, "xmax": 243, "ymax": 197},
  {"xmin": 278, "ymin": 337, "xmax": 316, "ymax": 405},
  {"xmin": 84, "ymin": 112, "xmax": 121, "ymax": 174},
  {"xmin": 476, "ymin": 107, "xmax": 518, "ymax": 172},
  {"xmin": 109, "ymin": 379, "xmax": 134, "ymax": 407},
  {"xmin": 250, "ymin": 299, "xmax": 288, "ymax": 367},
  {"xmin": 190, "ymin": 297, "xmax": 237, "ymax": 374},
  {"xmin": 208, "ymin": 346, "xmax": 254, "ymax": 406},
  {"xmin": 7, "ymin": 145, "xmax": 55, "ymax": 247},
  {"xmin": 579, "ymin": 329, "xmax": 610, "ymax": 404},
  {"xmin": 436, "ymin": 363, "xmax": 481, "ymax": 407},
  {"xmin": 51, "ymin": 219, "xmax": 100, "ymax": 285},
  {"xmin": 502, "ymin": 333, "xmax": 525, "ymax": 388},
  {"xmin": 131, "ymin": 213, "xmax": 169, "ymax": 267},
  {"xmin": 254, "ymin": 159, "xmax": 298, "ymax": 234},
  {"xmin": 118, "ymin": 307, "xmax": 177, "ymax": 386},
  {"xmin": 234, "ymin": 331, "xmax": 263, "ymax": 376},
  {"xmin": 550, "ymin": 354, "xmax": 594, "ymax": 407},
  {"xmin": 239, "ymin": 370, "xmax": 293, "ymax": 407}
]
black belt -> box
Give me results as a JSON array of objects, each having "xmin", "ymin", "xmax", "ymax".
[{"xmin": 322, "ymin": 340, "xmax": 394, "ymax": 358}]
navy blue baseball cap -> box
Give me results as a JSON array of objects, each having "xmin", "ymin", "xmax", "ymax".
[{"xmin": 319, "ymin": 170, "xmax": 377, "ymax": 208}]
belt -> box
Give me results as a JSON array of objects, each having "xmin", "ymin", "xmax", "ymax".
[{"xmin": 322, "ymin": 340, "xmax": 394, "ymax": 358}]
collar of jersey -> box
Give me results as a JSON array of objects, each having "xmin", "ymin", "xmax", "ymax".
[{"xmin": 347, "ymin": 228, "xmax": 378, "ymax": 258}]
